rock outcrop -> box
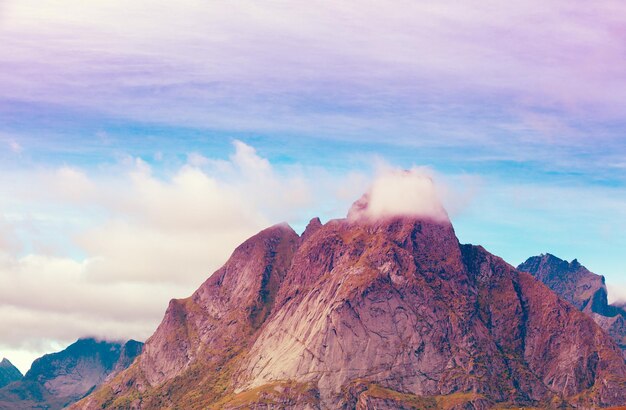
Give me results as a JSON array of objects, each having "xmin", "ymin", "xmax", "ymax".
[
  {"xmin": 518, "ymin": 254, "xmax": 626, "ymax": 356},
  {"xmin": 75, "ymin": 197, "xmax": 626, "ymax": 409},
  {"xmin": 0, "ymin": 338, "xmax": 142, "ymax": 410},
  {"xmin": 0, "ymin": 359, "xmax": 22, "ymax": 389}
]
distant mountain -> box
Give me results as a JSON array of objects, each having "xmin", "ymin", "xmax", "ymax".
[
  {"xmin": 0, "ymin": 360, "xmax": 22, "ymax": 389},
  {"xmin": 0, "ymin": 338, "xmax": 142, "ymax": 410},
  {"xmin": 518, "ymin": 254, "xmax": 626, "ymax": 356},
  {"xmin": 517, "ymin": 253, "xmax": 622, "ymax": 316},
  {"xmin": 74, "ymin": 193, "xmax": 626, "ymax": 409}
]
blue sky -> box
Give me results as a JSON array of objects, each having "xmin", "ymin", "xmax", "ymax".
[{"xmin": 1, "ymin": 0, "xmax": 626, "ymax": 373}]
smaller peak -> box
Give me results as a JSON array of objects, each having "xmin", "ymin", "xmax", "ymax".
[
  {"xmin": 240, "ymin": 223, "xmax": 298, "ymax": 245},
  {"xmin": 266, "ymin": 222, "xmax": 296, "ymax": 234},
  {"xmin": 519, "ymin": 253, "xmax": 568, "ymax": 270},
  {"xmin": 301, "ymin": 217, "xmax": 323, "ymax": 241},
  {"xmin": 307, "ymin": 217, "xmax": 322, "ymax": 228},
  {"xmin": 543, "ymin": 253, "xmax": 560, "ymax": 260},
  {"xmin": 534, "ymin": 253, "xmax": 565, "ymax": 264},
  {"xmin": 1, "ymin": 358, "xmax": 12, "ymax": 366}
]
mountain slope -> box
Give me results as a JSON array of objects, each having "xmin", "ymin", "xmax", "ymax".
[
  {"xmin": 77, "ymin": 223, "xmax": 300, "ymax": 409},
  {"xmin": 518, "ymin": 254, "xmax": 626, "ymax": 356},
  {"xmin": 76, "ymin": 203, "xmax": 626, "ymax": 409},
  {"xmin": 0, "ymin": 338, "xmax": 142, "ymax": 410},
  {"xmin": 0, "ymin": 360, "xmax": 22, "ymax": 389}
]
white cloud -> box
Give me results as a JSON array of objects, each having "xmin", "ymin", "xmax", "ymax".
[
  {"xmin": 348, "ymin": 167, "xmax": 451, "ymax": 223},
  {"xmin": 1, "ymin": 137, "xmax": 23, "ymax": 154},
  {"xmin": 8, "ymin": 140, "xmax": 22, "ymax": 153},
  {"xmin": 607, "ymin": 283, "xmax": 626, "ymax": 305},
  {"xmin": 0, "ymin": 217, "xmax": 20, "ymax": 254},
  {"xmin": 51, "ymin": 166, "xmax": 97, "ymax": 202},
  {"xmin": 186, "ymin": 152, "xmax": 209, "ymax": 167}
]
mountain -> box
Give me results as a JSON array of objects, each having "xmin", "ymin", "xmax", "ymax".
[
  {"xmin": 0, "ymin": 338, "xmax": 142, "ymax": 410},
  {"xmin": 75, "ymin": 197, "xmax": 626, "ymax": 409},
  {"xmin": 518, "ymin": 254, "xmax": 626, "ymax": 357},
  {"xmin": 0, "ymin": 360, "xmax": 22, "ymax": 389}
]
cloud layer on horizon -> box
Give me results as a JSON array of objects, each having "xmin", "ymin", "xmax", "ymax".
[{"xmin": 0, "ymin": 141, "xmax": 368, "ymax": 372}]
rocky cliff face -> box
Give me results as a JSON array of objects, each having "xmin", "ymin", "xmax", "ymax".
[
  {"xmin": 0, "ymin": 359, "xmax": 22, "ymax": 389},
  {"xmin": 518, "ymin": 254, "xmax": 626, "ymax": 356},
  {"xmin": 0, "ymin": 338, "xmax": 142, "ymax": 410},
  {"xmin": 75, "ymin": 199, "xmax": 626, "ymax": 409}
]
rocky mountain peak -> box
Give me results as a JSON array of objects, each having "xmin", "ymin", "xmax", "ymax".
[
  {"xmin": 0, "ymin": 338, "xmax": 142, "ymax": 410},
  {"xmin": 0, "ymin": 359, "xmax": 14, "ymax": 369},
  {"xmin": 519, "ymin": 253, "xmax": 626, "ymax": 358},
  {"xmin": 136, "ymin": 221, "xmax": 300, "ymax": 387},
  {"xmin": 518, "ymin": 254, "xmax": 608, "ymax": 314},
  {"xmin": 0, "ymin": 358, "xmax": 22, "ymax": 389},
  {"xmin": 300, "ymin": 216, "xmax": 322, "ymax": 242},
  {"xmin": 74, "ymin": 195, "xmax": 626, "ymax": 409}
]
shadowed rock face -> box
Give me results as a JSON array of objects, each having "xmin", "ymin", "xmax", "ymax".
[
  {"xmin": 0, "ymin": 338, "xmax": 142, "ymax": 410},
  {"xmin": 518, "ymin": 254, "xmax": 626, "ymax": 356},
  {"xmin": 518, "ymin": 254, "xmax": 613, "ymax": 315},
  {"xmin": 0, "ymin": 359, "xmax": 22, "ymax": 389},
  {"xmin": 74, "ymin": 203, "xmax": 626, "ymax": 409}
]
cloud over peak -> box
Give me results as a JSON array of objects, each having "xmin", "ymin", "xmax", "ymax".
[{"xmin": 348, "ymin": 168, "xmax": 449, "ymax": 223}]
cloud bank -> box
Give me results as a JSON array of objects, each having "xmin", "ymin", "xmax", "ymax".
[{"xmin": 0, "ymin": 140, "xmax": 365, "ymax": 372}]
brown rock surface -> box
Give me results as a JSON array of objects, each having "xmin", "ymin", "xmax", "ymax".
[{"xmin": 74, "ymin": 198, "xmax": 626, "ymax": 409}]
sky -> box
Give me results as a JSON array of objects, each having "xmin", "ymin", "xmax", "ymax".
[{"xmin": 1, "ymin": 1, "xmax": 626, "ymax": 373}]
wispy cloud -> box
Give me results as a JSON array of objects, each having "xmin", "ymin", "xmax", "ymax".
[
  {"xmin": 2, "ymin": 1, "xmax": 626, "ymax": 153},
  {"xmin": 349, "ymin": 167, "xmax": 450, "ymax": 222},
  {"xmin": 1, "ymin": 136, "xmax": 22, "ymax": 154}
]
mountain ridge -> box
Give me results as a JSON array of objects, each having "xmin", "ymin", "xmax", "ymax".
[
  {"xmin": 74, "ymin": 204, "xmax": 626, "ymax": 409},
  {"xmin": 518, "ymin": 253, "xmax": 626, "ymax": 358},
  {"xmin": 0, "ymin": 338, "xmax": 143, "ymax": 410}
]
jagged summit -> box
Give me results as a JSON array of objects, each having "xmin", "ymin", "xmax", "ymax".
[
  {"xmin": 300, "ymin": 216, "xmax": 322, "ymax": 242},
  {"xmin": 0, "ymin": 359, "xmax": 22, "ymax": 389},
  {"xmin": 0, "ymin": 359, "xmax": 15, "ymax": 368},
  {"xmin": 519, "ymin": 254, "xmax": 611, "ymax": 314},
  {"xmin": 74, "ymin": 194, "xmax": 626, "ymax": 409},
  {"xmin": 519, "ymin": 254, "xmax": 626, "ymax": 357},
  {"xmin": 0, "ymin": 338, "xmax": 142, "ymax": 410}
]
